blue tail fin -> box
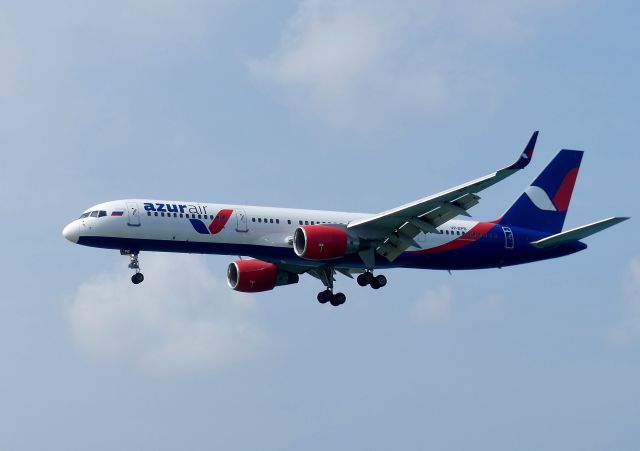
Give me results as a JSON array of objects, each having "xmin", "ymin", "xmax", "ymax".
[{"xmin": 499, "ymin": 149, "xmax": 583, "ymax": 234}]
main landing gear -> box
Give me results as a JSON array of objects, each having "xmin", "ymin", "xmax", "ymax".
[
  {"xmin": 357, "ymin": 271, "xmax": 387, "ymax": 289},
  {"xmin": 313, "ymin": 267, "xmax": 347, "ymax": 307},
  {"xmin": 121, "ymin": 250, "xmax": 144, "ymax": 285},
  {"xmin": 317, "ymin": 289, "xmax": 346, "ymax": 306},
  {"xmin": 313, "ymin": 268, "xmax": 387, "ymax": 307}
]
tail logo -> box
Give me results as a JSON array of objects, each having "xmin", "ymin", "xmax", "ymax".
[
  {"xmin": 525, "ymin": 167, "xmax": 579, "ymax": 213},
  {"xmin": 552, "ymin": 168, "xmax": 579, "ymax": 212},
  {"xmin": 525, "ymin": 186, "xmax": 557, "ymax": 211}
]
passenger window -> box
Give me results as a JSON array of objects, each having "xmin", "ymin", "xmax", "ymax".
[
  {"xmin": 173, "ymin": 213, "xmax": 177, "ymax": 217},
  {"xmin": 305, "ymin": 221, "xmax": 309, "ymax": 225},
  {"xmin": 288, "ymin": 220, "xmax": 291, "ymax": 224},
  {"xmin": 147, "ymin": 212, "xmax": 151, "ymax": 216},
  {"xmin": 264, "ymin": 218, "xmax": 267, "ymax": 223},
  {"xmin": 276, "ymin": 219, "xmax": 280, "ymax": 224},
  {"xmin": 270, "ymin": 219, "xmax": 273, "ymax": 223},
  {"xmin": 161, "ymin": 212, "xmax": 165, "ymax": 217},
  {"xmin": 258, "ymin": 218, "xmax": 262, "ymax": 223},
  {"xmin": 252, "ymin": 218, "xmax": 256, "ymax": 222},
  {"xmin": 299, "ymin": 220, "xmax": 303, "ymax": 225},
  {"xmin": 154, "ymin": 212, "xmax": 158, "ymax": 216},
  {"xmin": 198, "ymin": 214, "xmax": 202, "ymax": 219},
  {"xmin": 179, "ymin": 213, "xmax": 183, "ymax": 218}
]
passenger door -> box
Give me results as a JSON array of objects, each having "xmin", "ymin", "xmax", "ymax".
[
  {"xmin": 502, "ymin": 226, "xmax": 514, "ymax": 250},
  {"xmin": 126, "ymin": 202, "xmax": 141, "ymax": 227},
  {"xmin": 235, "ymin": 208, "xmax": 248, "ymax": 232}
]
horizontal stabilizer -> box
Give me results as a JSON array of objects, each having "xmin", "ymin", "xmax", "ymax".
[{"xmin": 530, "ymin": 217, "xmax": 629, "ymax": 249}]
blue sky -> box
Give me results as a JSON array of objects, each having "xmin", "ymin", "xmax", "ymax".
[{"xmin": 1, "ymin": 1, "xmax": 639, "ymax": 449}]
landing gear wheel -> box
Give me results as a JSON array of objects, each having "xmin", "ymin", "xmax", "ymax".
[
  {"xmin": 330, "ymin": 292, "xmax": 346, "ymax": 306},
  {"xmin": 123, "ymin": 251, "xmax": 143, "ymax": 284},
  {"xmin": 375, "ymin": 274, "xmax": 387, "ymax": 287},
  {"xmin": 370, "ymin": 278, "xmax": 381, "ymax": 289},
  {"xmin": 317, "ymin": 289, "xmax": 332, "ymax": 304},
  {"xmin": 358, "ymin": 272, "xmax": 375, "ymax": 287}
]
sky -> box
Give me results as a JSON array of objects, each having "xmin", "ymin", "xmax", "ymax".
[{"xmin": 1, "ymin": 0, "xmax": 639, "ymax": 449}]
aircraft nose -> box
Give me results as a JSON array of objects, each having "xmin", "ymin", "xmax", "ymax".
[{"xmin": 62, "ymin": 221, "xmax": 80, "ymax": 243}]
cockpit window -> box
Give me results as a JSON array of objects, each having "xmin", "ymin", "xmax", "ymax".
[
  {"xmin": 98, "ymin": 210, "xmax": 107, "ymax": 217},
  {"xmin": 79, "ymin": 212, "xmax": 90, "ymax": 219},
  {"xmin": 89, "ymin": 211, "xmax": 99, "ymax": 217}
]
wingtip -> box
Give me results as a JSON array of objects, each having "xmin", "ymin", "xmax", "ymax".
[
  {"xmin": 525, "ymin": 130, "xmax": 539, "ymax": 156},
  {"xmin": 507, "ymin": 131, "xmax": 538, "ymax": 170}
]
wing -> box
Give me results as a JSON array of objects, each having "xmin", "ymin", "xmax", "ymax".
[{"xmin": 348, "ymin": 132, "xmax": 539, "ymax": 262}]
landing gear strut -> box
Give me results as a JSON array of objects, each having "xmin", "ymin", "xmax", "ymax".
[
  {"xmin": 357, "ymin": 271, "xmax": 387, "ymax": 289},
  {"xmin": 121, "ymin": 250, "xmax": 144, "ymax": 284}
]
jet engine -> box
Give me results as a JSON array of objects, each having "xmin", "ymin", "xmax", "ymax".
[
  {"xmin": 293, "ymin": 225, "xmax": 361, "ymax": 260},
  {"xmin": 227, "ymin": 259, "xmax": 299, "ymax": 293}
]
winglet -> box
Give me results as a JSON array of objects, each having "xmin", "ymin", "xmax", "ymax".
[{"xmin": 508, "ymin": 131, "xmax": 538, "ymax": 170}]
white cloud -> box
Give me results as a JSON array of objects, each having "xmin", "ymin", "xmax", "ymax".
[
  {"xmin": 67, "ymin": 253, "xmax": 267, "ymax": 373},
  {"xmin": 610, "ymin": 257, "xmax": 640, "ymax": 345},
  {"xmin": 410, "ymin": 285, "xmax": 453, "ymax": 324},
  {"xmin": 249, "ymin": 0, "xmax": 571, "ymax": 126}
]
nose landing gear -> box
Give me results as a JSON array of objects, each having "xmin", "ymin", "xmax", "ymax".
[{"xmin": 121, "ymin": 250, "xmax": 144, "ymax": 284}]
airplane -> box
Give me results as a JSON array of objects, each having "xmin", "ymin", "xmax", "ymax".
[{"xmin": 62, "ymin": 132, "xmax": 628, "ymax": 306}]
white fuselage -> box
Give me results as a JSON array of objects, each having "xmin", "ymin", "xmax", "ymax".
[{"xmin": 62, "ymin": 198, "xmax": 491, "ymax": 269}]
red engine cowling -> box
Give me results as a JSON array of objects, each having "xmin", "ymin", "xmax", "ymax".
[
  {"xmin": 227, "ymin": 259, "xmax": 299, "ymax": 293},
  {"xmin": 293, "ymin": 225, "xmax": 360, "ymax": 260}
]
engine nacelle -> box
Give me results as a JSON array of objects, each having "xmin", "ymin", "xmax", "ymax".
[
  {"xmin": 227, "ymin": 259, "xmax": 299, "ymax": 293},
  {"xmin": 293, "ymin": 225, "xmax": 360, "ymax": 260}
]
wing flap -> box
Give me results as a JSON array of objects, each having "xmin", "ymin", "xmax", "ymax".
[{"xmin": 530, "ymin": 217, "xmax": 629, "ymax": 249}]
